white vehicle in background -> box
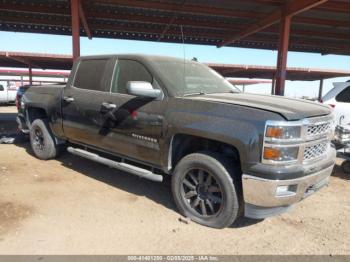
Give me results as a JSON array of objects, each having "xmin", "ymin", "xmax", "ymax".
[
  {"xmin": 322, "ymin": 81, "xmax": 350, "ymax": 126},
  {"xmin": 0, "ymin": 82, "xmax": 17, "ymax": 104}
]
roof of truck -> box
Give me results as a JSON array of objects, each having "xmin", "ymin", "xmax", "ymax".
[{"xmin": 78, "ymin": 53, "xmax": 193, "ymax": 63}]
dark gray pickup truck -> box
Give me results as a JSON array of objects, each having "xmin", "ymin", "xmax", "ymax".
[{"xmin": 17, "ymin": 54, "xmax": 336, "ymax": 228}]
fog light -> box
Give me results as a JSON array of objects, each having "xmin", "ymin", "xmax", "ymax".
[{"xmin": 276, "ymin": 185, "xmax": 297, "ymax": 197}]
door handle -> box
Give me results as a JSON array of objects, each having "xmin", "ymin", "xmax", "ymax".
[
  {"xmin": 63, "ymin": 96, "xmax": 74, "ymax": 103},
  {"xmin": 101, "ymin": 102, "xmax": 117, "ymax": 110}
]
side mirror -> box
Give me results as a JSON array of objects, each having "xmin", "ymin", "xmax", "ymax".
[{"xmin": 127, "ymin": 81, "xmax": 162, "ymax": 99}]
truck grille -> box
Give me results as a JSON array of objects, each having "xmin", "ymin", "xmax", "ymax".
[
  {"xmin": 307, "ymin": 122, "xmax": 331, "ymax": 138},
  {"xmin": 303, "ymin": 142, "xmax": 328, "ymax": 162}
]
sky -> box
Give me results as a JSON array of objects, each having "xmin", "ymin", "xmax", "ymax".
[{"xmin": 1, "ymin": 31, "xmax": 349, "ymax": 98}]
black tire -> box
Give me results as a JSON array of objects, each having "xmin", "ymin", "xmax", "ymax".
[
  {"xmin": 171, "ymin": 152, "xmax": 242, "ymax": 229},
  {"xmin": 29, "ymin": 119, "xmax": 61, "ymax": 160},
  {"xmin": 342, "ymin": 161, "xmax": 350, "ymax": 174}
]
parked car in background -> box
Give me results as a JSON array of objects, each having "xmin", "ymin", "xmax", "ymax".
[
  {"xmin": 322, "ymin": 81, "xmax": 350, "ymax": 126},
  {"xmin": 0, "ymin": 83, "xmax": 17, "ymax": 104},
  {"xmin": 16, "ymin": 85, "xmax": 31, "ymax": 111}
]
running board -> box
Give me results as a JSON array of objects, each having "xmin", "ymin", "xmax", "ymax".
[{"xmin": 67, "ymin": 147, "xmax": 163, "ymax": 182}]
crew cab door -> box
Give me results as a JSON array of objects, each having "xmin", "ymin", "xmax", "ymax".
[
  {"xmin": 98, "ymin": 59, "xmax": 165, "ymax": 166},
  {"xmin": 62, "ymin": 57, "xmax": 164, "ymax": 166},
  {"xmin": 62, "ymin": 58, "xmax": 115, "ymax": 148}
]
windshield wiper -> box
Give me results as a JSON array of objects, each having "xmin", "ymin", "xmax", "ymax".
[{"xmin": 183, "ymin": 91, "xmax": 207, "ymax": 97}]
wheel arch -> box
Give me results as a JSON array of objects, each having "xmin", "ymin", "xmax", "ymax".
[
  {"xmin": 167, "ymin": 133, "xmax": 243, "ymax": 174},
  {"xmin": 26, "ymin": 106, "xmax": 49, "ymax": 124}
]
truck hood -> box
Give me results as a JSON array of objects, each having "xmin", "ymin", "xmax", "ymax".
[{"xmin": 187, "ymin": 93, "xmax": 331, "ymax": 121}]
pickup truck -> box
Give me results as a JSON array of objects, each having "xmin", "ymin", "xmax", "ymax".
[
  {"xmin": 0, "ymin": 83, "xmax": 17, "ymax": 104},
  {"xmin": 17, "ymin": 54, "xmax": 336, "ymax": 228}
]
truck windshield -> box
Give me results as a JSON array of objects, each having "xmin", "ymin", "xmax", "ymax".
[{"xmin": 152, "ymin": 60, "xmax": 240, "ymax": 96}]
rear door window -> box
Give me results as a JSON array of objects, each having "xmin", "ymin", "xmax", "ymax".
[
  {"xmin": 336, "ymin": 85, "xmax": 350, "ymax": 103},
  {"xmin": 0, "ymin": 85, "xmax": 4, "ymax": 91},
  {"xmin": 73, "ymin": 59, "xmax": 109, "ymax": 92},
  {"xmin": 111, "ymin": 60, "xmax": 153, "ymax": 94}
]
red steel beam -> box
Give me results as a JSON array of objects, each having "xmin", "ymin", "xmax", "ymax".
[
  {"xmin": 275, "ymin": 15, "xmax": 291, "ymax": 96},
  {"xmin": 78, "ymin": 0, "xmax": 92, "ymax": 39},
  {"xmin": 218, "ymin": 0, "xmax": 329, "ymax": 47},
  {"xmin": 71, "ymin": 0, "xmax": 80, "ymax": 61},
  {"xmin": 318, "ymin": 1, "xmax": 350, "ymax": 13},
  {"xmin": 5, "ymin": 52, "xmax": 42, "ymax": 69}
]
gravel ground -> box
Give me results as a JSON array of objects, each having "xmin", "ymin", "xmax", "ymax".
[{"xmin": 0, "ymin": 106, "xmax": 349, "ymax": 255}]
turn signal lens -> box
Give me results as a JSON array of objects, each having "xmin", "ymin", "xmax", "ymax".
[
  {"xmin": 265, "ymin": 125, "xmax": 301, "ymax": 140},
  {"xmin": 266, "ymin": 127, "xmax": 283, "ymax": 138},
  {"xmin": 263, "ymin": 147, "xmax": 281, "ymax": 160},
  {"xmin": 263, "ymin": 146, "xmax": 299, "ymax": 162}
]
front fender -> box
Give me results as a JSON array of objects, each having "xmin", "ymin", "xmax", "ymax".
[
  {"xmin": 160, "ymin": 96, "xmax": 286, "ymax": 174},
  {"xmin": 162, "ymin": 111, "xmax": 264, "ymax": 173}
]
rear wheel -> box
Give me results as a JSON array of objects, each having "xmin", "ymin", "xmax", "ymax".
[
  {"xmin": 343, "ymin": 161, "xmax": 350, "ymax": 174},
  {"xmin": 171, "ymin": 152, "xmax": 242, "ymax": 228},
  {"xmin": 29, "ymin": 119, "xmax": 63, "ymax": 160}
]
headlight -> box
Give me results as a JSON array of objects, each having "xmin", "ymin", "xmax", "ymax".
[
  {"xmin": 262, "ymin": 116, "xmax": 333, "ymax": 165},
  {"xmin": 263, "ymin": 121, "xmax": 303, "ymax": 164},
  {"xmin": 263, "ymin": 146, "xmax": 299, "ymax": 162},
  {"xmin": 265, "ymin": 125, "xmax": 301, "ymax": 140}
]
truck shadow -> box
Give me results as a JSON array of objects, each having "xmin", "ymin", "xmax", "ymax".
[
  {"xmin": 15, "ymin": 141, "xmax": 263, "ymax": 228},
  {"xmin": 332, "ymin": 161, "xmax": 350, "ymax": 181},
  {"xmin": 0, "ymin": 112, "xmax": 18, "ymax": 134}
]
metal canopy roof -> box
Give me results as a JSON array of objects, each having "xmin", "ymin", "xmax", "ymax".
[
  {"xmin": 0, "ymin": 51, "xmax": 72, "ymax": 70},
  {"xmin": 0, "ymin": 51, "xmax": 349, "ymax": 81},
  {"xmin": 209, "ymin": 63, "xmax": 350, "ymax": 81},
  {"xmin": 0, "ymin": 68, "xmax": 69, "ymax": 77},
  {"xmin": 0, "ymin": 0, "xmax": 350, "ymax": 55}
]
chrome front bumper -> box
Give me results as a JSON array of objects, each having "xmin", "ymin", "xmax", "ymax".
[{"xmin": 242, "ymin": 164, "xmax": 334, "ymax": 208}]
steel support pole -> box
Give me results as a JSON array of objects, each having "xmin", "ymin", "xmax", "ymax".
[
  {"xmin": 318, "ymin": 78, "xmax": 324, "ymax": 102},
  {"xmin": 275, "ymin": 15, "xmax": 291, "ymax": 96},
  {"xmin": 271, "ymin": 73, "xmax": 276, "ymax": 95},
  {"xmin": 71, "ymin": 0, "xmax": 80, "ymax": 61},
  {"xmin": 28, "ymin": 64, "xmax": 32, "ymax": 85}
]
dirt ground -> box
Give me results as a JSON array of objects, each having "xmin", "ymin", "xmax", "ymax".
[{"xmin": 0, "ymin": 105, "xmax": 349, "ymax": 255}]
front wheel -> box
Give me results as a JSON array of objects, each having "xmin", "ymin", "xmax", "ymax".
[
  {"xmin": 171, "ymin": 152, "xmax": 242, "ymax": 228},
  {"xmin": 29, "ymin": 119, "xmax": 62, "ymax": 160},
  {"xmin": 343, "ymin": 161, "xmax": 350, "ymax": 174}
]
